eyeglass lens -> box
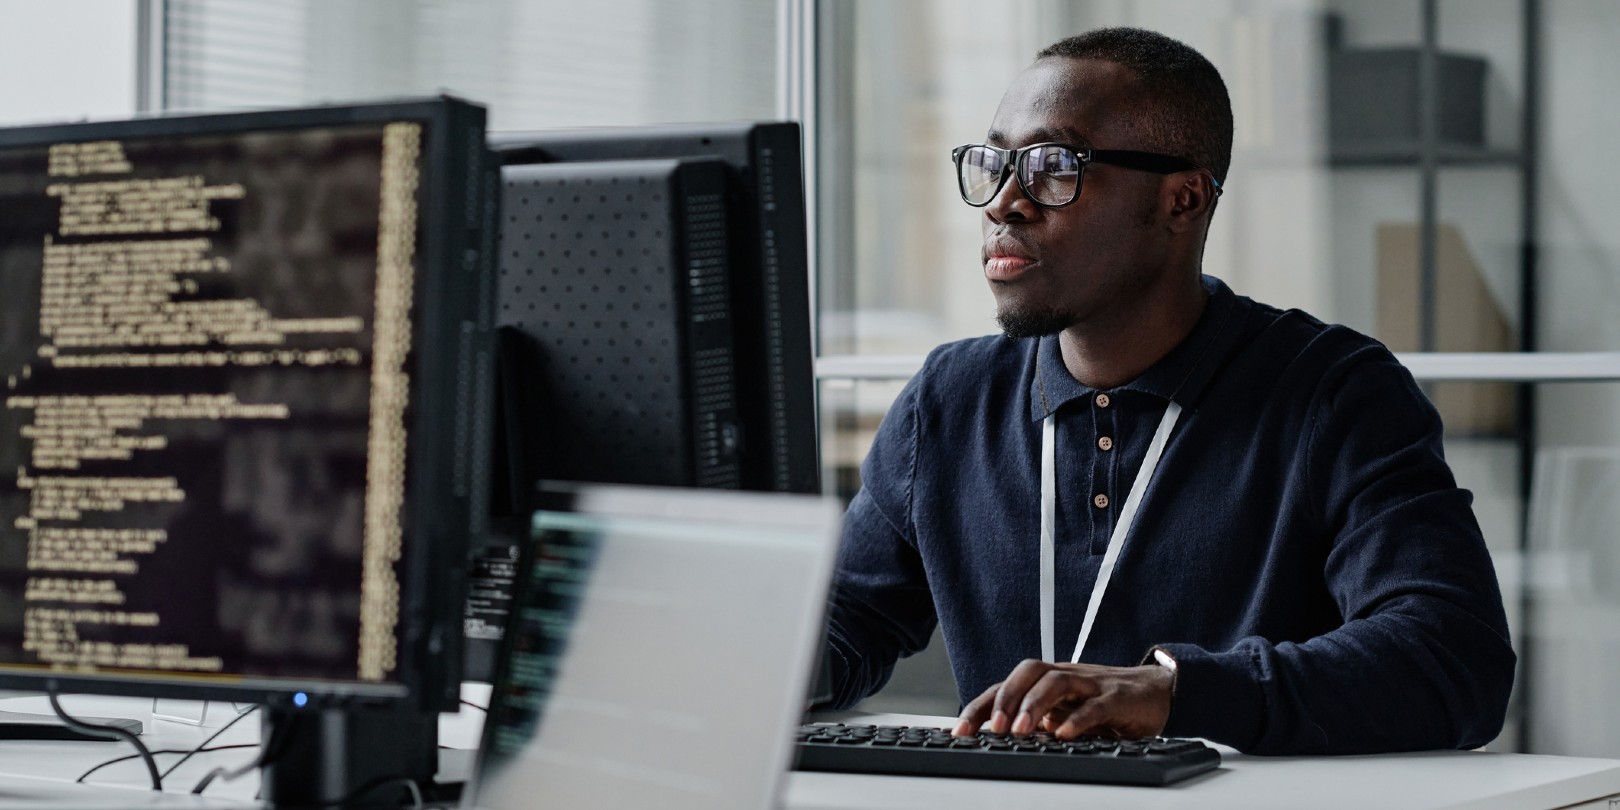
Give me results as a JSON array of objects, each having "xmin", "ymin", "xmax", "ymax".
[{"xmin": 957, "ymin": 144, "xmax": 1083, "ymax": 206}]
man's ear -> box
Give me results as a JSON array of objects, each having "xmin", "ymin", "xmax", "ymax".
[{"xmin": 1164, "ymin": 173, "xmax": 1217, "ymax": 233}]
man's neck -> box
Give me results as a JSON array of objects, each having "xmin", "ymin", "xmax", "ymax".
[{"xmin": 1057, "ymin": 276, "xmax": 1209, "ymax": 390}]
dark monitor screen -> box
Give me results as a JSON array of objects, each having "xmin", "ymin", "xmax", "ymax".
[{"xmin": 0, "ymin": 98, "xmax": 494, "ymax": 709}]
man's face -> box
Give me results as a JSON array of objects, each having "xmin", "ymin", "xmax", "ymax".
[{"xmin": 980, "ymin": 58, "xmax": 1172, "ymax": 338}]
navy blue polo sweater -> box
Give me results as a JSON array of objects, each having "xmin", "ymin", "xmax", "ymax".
[{"xmin": 822, "ymin": 275, "xmax": 1515, "ymax": 755}]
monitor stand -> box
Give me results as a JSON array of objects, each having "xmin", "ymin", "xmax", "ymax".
[
  {"xmin": 0, "ymin": 709, "xmax": 143, "ymax": 741},
  {"xmin": 260, "ymin": 703, "xmax": 457, "ymax": 808}
]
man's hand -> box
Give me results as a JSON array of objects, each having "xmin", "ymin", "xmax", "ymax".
[{"xmin": 952, "ymin": 659, "xmax": 1174, "ymax": 739}]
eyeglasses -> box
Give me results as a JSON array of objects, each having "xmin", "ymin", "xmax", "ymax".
[{"xmin": 950, "ymin": 142, "xmax": 1222, "ymax": 208}]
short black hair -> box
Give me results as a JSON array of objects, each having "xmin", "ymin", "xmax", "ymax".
[{"xmin": 1037, "ymin": 28, "xmax": 1233, "ymax": 186}]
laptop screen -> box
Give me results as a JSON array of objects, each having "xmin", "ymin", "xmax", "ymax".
[{"xmin": 463, "ymin": 485, "xmax": 839, "ymax": 810}]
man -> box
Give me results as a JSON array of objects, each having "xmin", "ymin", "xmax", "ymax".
[{"xmin": 820, "ymin": 27, "xmax": 1515, "ymax": 756}]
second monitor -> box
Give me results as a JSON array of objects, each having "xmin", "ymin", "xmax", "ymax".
[
  {"xmin": 490, "ymin": 122, "xmax": 818, "ymax": 498},
  {"xmin": 461, "ymin": 124, "xmax": 819, "ymax": 682}
]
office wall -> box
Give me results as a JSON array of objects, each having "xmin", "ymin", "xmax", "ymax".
[{"xmin": 0, "ymin": 1, "xmax": 137, "ymax": 126}]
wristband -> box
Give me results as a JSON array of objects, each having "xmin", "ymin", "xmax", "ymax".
[{"xmin": 1150, "ymin": 646, "xmax": 1179, "ymax": 704}]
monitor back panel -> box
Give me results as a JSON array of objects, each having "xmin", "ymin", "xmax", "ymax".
[
  {"xmin": 497, "ymin": 158, "xmax": 742, "ymax": 490},
  {"xmin": 491, "ymin": 123, "xmax": 818, "ymax": 494}
]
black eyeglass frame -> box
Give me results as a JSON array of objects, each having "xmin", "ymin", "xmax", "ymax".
[{"xmin": 950, "ymin": 142, "xmax": 1223, "ymax": 208}]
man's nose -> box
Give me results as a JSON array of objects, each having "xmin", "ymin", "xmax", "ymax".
[{"xmin": 984, "ymin": 168, "xmax": 1036, "ymax": 224}]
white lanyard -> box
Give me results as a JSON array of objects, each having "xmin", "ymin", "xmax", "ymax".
[{"xmin": 1039, "ymin": 401, "xmax": 1181, "ymax": 664}]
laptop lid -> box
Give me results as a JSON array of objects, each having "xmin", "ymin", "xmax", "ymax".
[{"xmin": 462, "ymin": 483, "xmax": 839, "ymax": 810}]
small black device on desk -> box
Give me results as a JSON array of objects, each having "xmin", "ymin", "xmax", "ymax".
[{"xmin": 794, "ymin": 722, "xmax": 1220, "ymax": 787}]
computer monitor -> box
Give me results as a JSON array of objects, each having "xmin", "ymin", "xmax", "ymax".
[
  {"xmin": 460, "ymin": 123, "xmax": 820, "ymax": 681},
  {"xmin": 489, "ymin": 122, "xmax": 818, "ymax": 495},
  {"xmin": 0, "ymin": 97, "xmax": 496, "ymax": 805},
  {"xmin": 466, "ymin": 482, "xmax": 839, "ymax": 810}
]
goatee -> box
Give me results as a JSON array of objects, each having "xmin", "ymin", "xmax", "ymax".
[{"xmin": 996, "ymin": 308, "xmax": 1074, "ymax": 339}]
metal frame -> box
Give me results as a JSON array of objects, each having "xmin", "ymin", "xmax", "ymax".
[{"xmin": 133, "ymin": 0, "xmax": 166, "ymax": 115}]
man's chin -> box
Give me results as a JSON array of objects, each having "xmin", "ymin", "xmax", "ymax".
[{"xmin": 996, "ymin": 308, "xmax": 1074, "ymax": 339}]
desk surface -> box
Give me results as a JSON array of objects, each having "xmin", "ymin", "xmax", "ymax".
[
  {"xmin": 1, "ymin": 702, "xmax": 1618, "ymax": 810},
  {"xmin": 0, "ymin": 691, "xmax": 486, "ymax": 807},
  {"xmin": 788, "ymin": 713, "xmax": 1620, "ymax": 810}
]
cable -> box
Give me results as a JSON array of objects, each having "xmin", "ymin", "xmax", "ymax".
[
  {"xmin": 184, "ymin": 715, "xmax": 427, "ymax": 810},
  {"xmin": 48, "ymin": 691, "xmax": 161, "ymax": 791},
  {"xmin": 190, "ymin": 710, "xmax": 297, "ymax": 795},
  {"xmin": 77, "ymin": 745, "xmax": 256, "ymax": 784},
  {"xmin": 459, "ymin": 699, "xmax": 488, "ymax": 713},
  {"xmin": 200, "ymin": 767, "xmax": 425, "ymax": 810},
  {"xmin": 158, "ymin": 705, "xmax": 260, "ymax": 781},
  {"xmin": 304, "ymin": 775, "xmax": 426, "ymax": 809}
]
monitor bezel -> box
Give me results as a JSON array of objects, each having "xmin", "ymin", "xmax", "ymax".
[{"xmin": 0, "ymin": 97, "xmax": 490, "ymax": 709}]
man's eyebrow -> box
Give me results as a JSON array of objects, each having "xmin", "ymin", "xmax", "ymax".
[{"xmin": 984, "ymin": 127, "xmax": 1090, "ymax": 147}]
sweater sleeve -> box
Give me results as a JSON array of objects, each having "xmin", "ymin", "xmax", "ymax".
[
  {"xmin": 1159, "ymin": 345, "xmax": 1516, "ymax": 754},
  {"xmin": 817, "ymin": 374, "xmax": 939, "ymax": 710}
]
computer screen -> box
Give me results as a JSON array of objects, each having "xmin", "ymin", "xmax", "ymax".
[
  {"xmin": 0, "ymin": 98, "xmax": 495, "ymax": 711},
  {"xmin": 466, "ymin": 483, "xmax": 839, "ymax": 810}
]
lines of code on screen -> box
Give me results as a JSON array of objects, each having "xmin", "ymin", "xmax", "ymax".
[{"xmin": 0, "ymin": 123, "xmax": 421, "ymax": 686}]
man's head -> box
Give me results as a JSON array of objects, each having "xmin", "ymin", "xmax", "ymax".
[{"xmin": 975, "ymin": 28, "xmax": 1232, "ymax": 339}]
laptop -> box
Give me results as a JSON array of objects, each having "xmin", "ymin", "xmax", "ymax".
[{"xmin": 461, "ymin": 484, "xmax": 840, "ymax": 810}]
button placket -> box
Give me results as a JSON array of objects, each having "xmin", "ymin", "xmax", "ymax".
[{"xmin": 1089, "ymin": 391, "xmax": 1117, "ymax": 554}]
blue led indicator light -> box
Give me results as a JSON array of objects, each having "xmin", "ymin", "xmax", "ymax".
[{"xmin": 293, "ymin": 692, "xmax": 308, "ymax": 707}]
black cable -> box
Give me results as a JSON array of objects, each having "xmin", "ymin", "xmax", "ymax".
[
  {"xmin": 48, "ymin": 691, "xmax": 161, "ymax": 791},
  {"xmin": 190, "ymin": 710, "xmax": 297, "ymax": 795},
  {"xmin": 158, "ymin": 704, "xmax": 260, "ymax": 781},
  {"xmin": 76, "ymin": 745, "xmax": 256, "ymax": 783},
  {"xmin": 300, "ymin": 775, "xmax": 425, "ymax": 809},
  {"xmin": 199, "ymin": 766, "xmax": 424, "ymax": 810},
  {"xmin": 459, "ymin": 699, "xmax": 488, "ymax": 713}
]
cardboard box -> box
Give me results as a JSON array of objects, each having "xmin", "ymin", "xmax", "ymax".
[{"xmin": 1376, "ymin": 222, "xmax": 1518, "ymax": 436}]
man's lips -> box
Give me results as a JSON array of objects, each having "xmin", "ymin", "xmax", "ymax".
[
  {"xmin": 983, "ymin": 235, "xmax": 1037, "ymax": 281},
  {"xmin": 984, "ymin": 255, "xmax": 1036, "ymax": 281}
]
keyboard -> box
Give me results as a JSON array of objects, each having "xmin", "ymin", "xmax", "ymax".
[{"xmin": 793, "ymin": 723, "xmax": 1220, "ymax": 787}]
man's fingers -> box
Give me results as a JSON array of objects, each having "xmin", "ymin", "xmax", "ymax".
[
  {"xmin": 1017, "ymin": 668, "xmax": 1098, "ymax": 733},
  {"xmin": 953, "ymin": 681, "xmax": 1004, "ymax": 736},
  {"xmin": 1052, "ymin": 699, "xmax": 1110, "ymax": 739},
  {"xmin": 959, "ymin": 662, "xmax": 1170, "ymax": 740},
  {"xmin": 992, "ymin": 659, "xmax": 1054, "ymax": 735}
]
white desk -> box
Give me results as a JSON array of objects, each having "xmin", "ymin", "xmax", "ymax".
[
  {"xmin": 788, "ymin": 714, "xmax": 1620, "ymax": 810},
  {"xmin": 1, "ymin": 702, "xmax": 1619, "ymax": 810},
  {"xmin": 0, "ymin": 690, "xmax": 488, "ymax": 807}
]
